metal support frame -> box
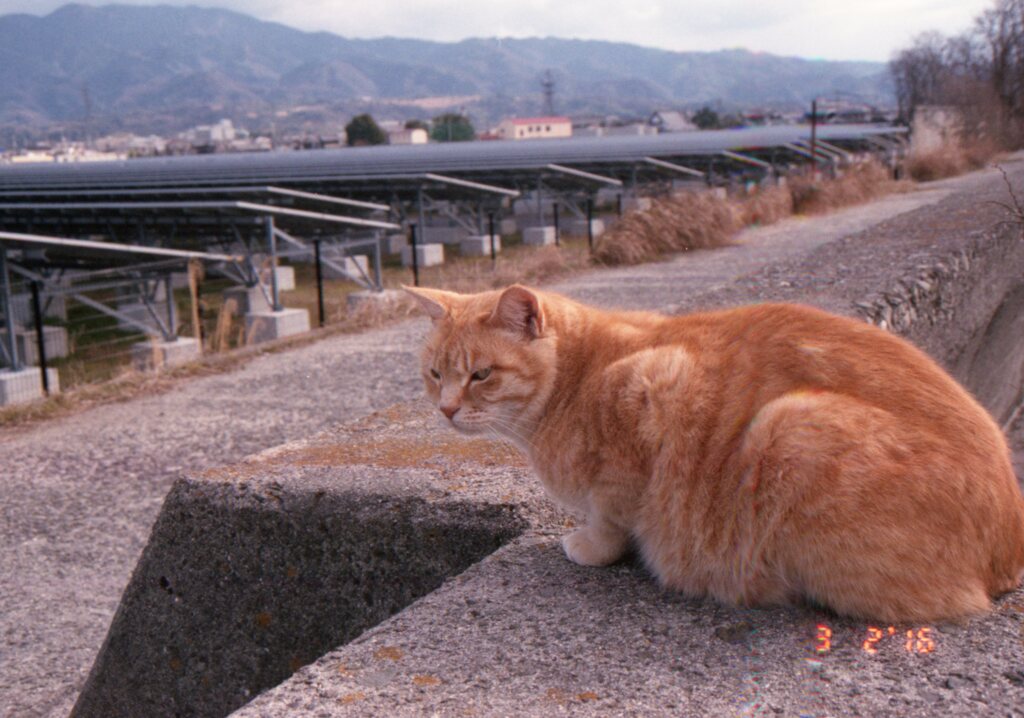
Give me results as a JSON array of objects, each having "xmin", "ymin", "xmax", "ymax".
[
  {"xmin": 0, "ymin": 246, "xmax": 20, "ymax": 370},
  {"xmin": 265, "ymin": 216, "xmax": 282, "ymax": 312},
  {"xmin": 274, "ymin": 228, "xmax": 382, "ymax": 290}
]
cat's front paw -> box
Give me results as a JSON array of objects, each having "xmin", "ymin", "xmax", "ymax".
[{"xmin": 562, "ymin": 525, "xmax": 629, "ymax": 566}]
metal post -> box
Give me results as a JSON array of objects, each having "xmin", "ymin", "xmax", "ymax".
[
  {"xmin": 410, "ymin": 223, "xmax": 420, "ymax": 287},
  {"xmin": 265, "ymin": 216, "xmax": 281, "ymax": 311},
  {"xmin": 372, "ymin": 233, "xmax": 383, "ymax": 291},
  {"xmin": 0, "ymin": 246, "xmax": 21, "ymax": 371},
  {"xmin": 536, "ymin": 176, "xmax": 544, "ymax": 225},
  {"xmin": 617, "ymin": 194, "xmax": 623, "ymax": 217},
  {"xmin": 163, "ymin": 273, "xmax": 176, "ymax": 342},
  {"xmin": 553, "ymin": 203, "xmax": 560, "ymax": 247},
  {"xmin": 488, "ymin": 212, "xmax": 496, "ymax": 264},
  {"xmin": 313, "ymin": 239, "xmax": 325, "ymax": 328},
  {"xmin": 30, "ymin": 280, "xmax": 49, "ymax": 395},
  {"xmin": 586, "ymin": 198, "xmax": 594, "ymax": 253},
  {"xmin": 810, "ymin": 98, "xmax": 818, "ymax": 181}
]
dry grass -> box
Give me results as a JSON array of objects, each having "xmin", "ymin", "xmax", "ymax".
[
  {"xmin": 594, "ymin": 160, "xmax": 907, "ymax": 267},
  {"xmin": 789, "ymin": 161, "xmax": 907, "ymax": 215},
  {"xmin": 906, "ymin": 138, "xmax": 1001, "ymax": 182},
  {"xmin": 593, "ymin": 191, "xmax": 739, "ymax": 265}
]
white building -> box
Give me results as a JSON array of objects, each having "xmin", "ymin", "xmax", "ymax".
[
  {"xmin": 388, "ymin": 128, "xmax": 429, "ymax": 145},
  {"xmin": 497, "ymin": 116, "xmax": 572, "ymax": 141}
]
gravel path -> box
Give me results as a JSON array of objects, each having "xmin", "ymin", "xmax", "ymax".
[{"xmin": 0, "ymin": 165, "xmax": 1017, "ymax": 718}]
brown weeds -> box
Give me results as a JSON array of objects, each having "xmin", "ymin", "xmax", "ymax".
[{"xmin": 593, "ymin": 191, "xmax": 739, "ymax": 265}]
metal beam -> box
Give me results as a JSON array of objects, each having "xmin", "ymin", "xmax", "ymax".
[
  {"xmin": 642, "ymin": 156, "xmax": 706, "ymax": 178},
  {"xmin": 545, "ymin": 164, "xmax": 623, "ymax": 187},
  {"xmin": 782, "ymin": 143, "xmax": 824, "ymax": 161},
  {"xmin": 422, "ymin": 173, "xmax": 520, "ymax": 198},
  {"xmin": 720, "ymin": 151, "xmax": 774, "ymax": 171},
  {"xmin": 0, "ymin": 231, "xmax": 240, "ymax": 262}
]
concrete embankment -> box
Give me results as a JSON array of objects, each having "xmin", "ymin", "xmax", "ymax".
[{"xmin": 71, "ymin": 161, "xmax": 1024, "ymax": 718}]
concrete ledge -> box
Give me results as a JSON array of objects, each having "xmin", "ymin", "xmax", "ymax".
[
  {"xmin": 71, "ymin": 408, "xmax": 533, "ymax": 718},
  {"xmin": 274, "ymin": 266, "xmax": 295, "ymax": 292},
  {"xmin": 131, "ymin": 337, "xmax": 201, "ymax": 371},
  {"xmin": 245, "ymin": 309, "xmax": 310, "ymax": 344}
]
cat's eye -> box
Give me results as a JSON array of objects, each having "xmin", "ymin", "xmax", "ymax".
[
  {"xmin": 429, "ymin": 369, "xmax": 441, "ymax": 380},
  {"xmin": 471, "ymin": 367, "xmax": 492, "ymax": 382}
]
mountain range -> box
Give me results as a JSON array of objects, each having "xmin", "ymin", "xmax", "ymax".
[{"xmin": 0, "ymin": 3, "xmax": 895, "ymax": 142}]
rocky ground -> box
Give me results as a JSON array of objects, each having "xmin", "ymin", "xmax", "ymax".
[{"xmin": 2, "ymin": 160, "xmax": 1023, "ymax": 717}]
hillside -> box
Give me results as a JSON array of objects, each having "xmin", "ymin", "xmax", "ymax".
[{"xmin": 0, "ymin": 3, "xmax": 893, "ymax": 139}]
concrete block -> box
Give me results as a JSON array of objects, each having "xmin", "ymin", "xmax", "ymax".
[
  {"xmin": 621, "ymin": 196, "xmax": 653, "ymax": 213},
  {"xmin": 513, "ymin": 197, "xmax": 556, "ymax": 216},
  {"xmin": 401, "ymin": 243, "xmax": 444, "ymax": 268},
  {"xmin": 0, "ymin": 325, "xmax": 69, "ymax": 366},
  {"xmin": 345, "ymin": 289, "xmax": 406, "ymax": 314},
  {"xmin": 245, "ymin": 308, "xmax": 310, "ymax": 344},
  {"xmin": 0, "ymin": 366, "xmax": 59, "ymax": 406},
  {"xmin": 499, "ymin": 218, "xmax": 517, "ymax": 235},
  {"xmin": 274, "ymin": 266, "xmax": 295, "ymax": 292},
  {"xmin": 460, "ymin": 235, "xmax": 501, "ymax": 257},
  {"xmin": 69, "ymin": 405, "xmax": 529, "ymax": 718},
  {"xmin": 522, "ymin": 226, "xmax": 557, "ymax": 246},
  {"xmin": 567, "ymin": 218, "xmax": 605, "ymax": 238},
  {"xmin": 419, "ymin": 226, "xmax": 466, "ymax": 245},
  {"xmin": 384, "ymin": 233, "xmax": 408, "ymax": 255},
  {"xmin": 131, "ymin": 337, "xmax": 201, "ymax": 371},
  {"xmin": 321, "ymin": 254, "xmax": 369, "ymax": 281},
  {"xmin": 10, "ymin": 292, "xmax": 67, "ymax": 325},
  {"xmin": 223, "ymin": 286, "xmax": 271, "ymax": 315}
]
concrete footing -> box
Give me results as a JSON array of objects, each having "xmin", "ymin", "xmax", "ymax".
[
  {"xmin": 321, "ymin": 254, "xmax": 369, "ymax": 281},
  {"xmin": 460, "ymin": 235, "xmax": 501, "ymax": 257},
  {"xmin": 567, "ymin": 218, "xmax": 605, "ymax": 238},
  {"xmin": 245, "ymin": 308, "xmax": 310, "ymax": 344},
  {"xmin": 274, "ymin": 266, "xmax": 295, "ymax": 292},
  {"xmin": 522, "ymin": 226, "xmax": 556, "ymax": 246},
  {"xmin": 401, "ymin": 244, "xmax": 444, "ymax": 268},
  {"xmin": 621, "ymin": 196, "xmax": 653, "ymax": 213},
  {"xmin": 223, "ymin": 287, "xmax": 271, "ymax": 316},
  {"xmin": 0, "ymin": 366, "xmax": 59, "ymax": 406},
  {"xmin": 130, "ymin": 337, "xmax": 201, "ymax": 371},
  {"xmin": 0, "ymin": 325, "xmax": 69, "ymax": 366},
  {"xmin": 384, "ymin": 234, "xmax": 408, "ymax": 256}
]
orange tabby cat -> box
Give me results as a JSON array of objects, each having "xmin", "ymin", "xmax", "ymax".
[{"xmin": 405, "ymin": 284, "xmax": 1024, "ymax": 621}]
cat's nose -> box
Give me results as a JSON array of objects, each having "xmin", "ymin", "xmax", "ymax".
[{"xmin": 440, "ymin": 404, "xmax": 459, "ymax": 420}]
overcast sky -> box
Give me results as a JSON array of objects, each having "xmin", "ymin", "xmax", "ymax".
[{"xmin": 0, "ymin": 0, "xmax": 995, "ymax": 62}]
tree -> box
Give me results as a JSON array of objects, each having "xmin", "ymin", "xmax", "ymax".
[
  {"xmin": 345, "ymin": 114, "xmax": 387, "ymax": 146},
  {"xmin": 692, "ymin": 106, "xmax": 721, "ymax": 130},
  {"xmin": 430, "ymin": 113, "xmax": 475, "ymax": 142}
]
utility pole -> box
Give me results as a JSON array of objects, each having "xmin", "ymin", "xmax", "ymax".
[
  {"xmin": 541, "ymin": 70, "xmax": 555, "ymax": 116},
  {"xmin": 810, "ymin": 98, "xmax": 818, "ymax": 180}
]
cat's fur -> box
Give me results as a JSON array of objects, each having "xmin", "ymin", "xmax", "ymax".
[{"xmin": 405, "ymin": 284, "xmax": 1024, "ymax": 621}]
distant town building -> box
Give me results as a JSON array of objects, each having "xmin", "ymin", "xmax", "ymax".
[
  {"xmin": 648, "ymin": 110, "xmax": 698, "ymax": 133},
  {"xmin": 388, "ymin": 127, "xmax": 429, "ymax": 145},
  {"xmin": 497, "ymin": 116, "xmax": 572, "ymax": 141}
]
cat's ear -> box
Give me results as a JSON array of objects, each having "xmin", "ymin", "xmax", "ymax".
[
  {"xmin": 488, "ymin": 285, "xmax": 545, "ymax": 339},
  {"xmin": 402, "ymin": 286, "xmax": 457, "ymax": 321}
]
